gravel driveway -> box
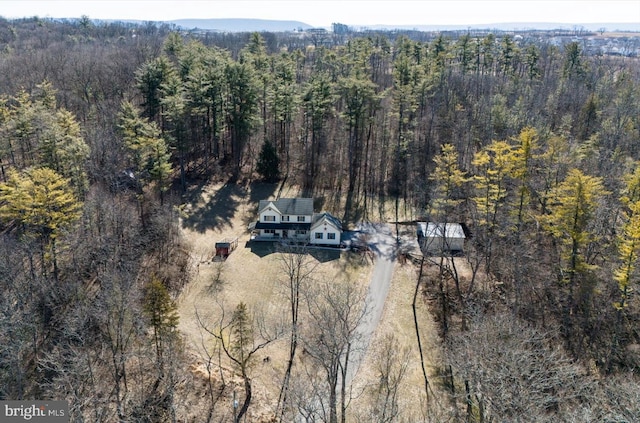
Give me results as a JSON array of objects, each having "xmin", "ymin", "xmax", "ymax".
[{"xmin": 346, "ymin": 222, "xmax": 398, "ymax": 385}]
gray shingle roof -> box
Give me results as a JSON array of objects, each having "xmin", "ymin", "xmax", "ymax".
[
  {"xmin": 312, "ymin": 212, "xmax": 342, "ymax": 230},
  {"xmin": 258, "ymin": 198, "xmax": 314, "ymax": 216}
]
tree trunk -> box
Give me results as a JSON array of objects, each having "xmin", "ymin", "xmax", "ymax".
[
  {"xmin": 236, "ymin": 373, "xmax": 252, "ymax": 423},
  {"xmin": 329, "ymin": 371, "xmax": 338, "ymax": 423},
  {"xmin": 413, "ymin": 257, "xmax": 430, "ymax": 405}
]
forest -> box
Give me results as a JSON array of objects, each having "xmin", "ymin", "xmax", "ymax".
[{"xmin": 0, "ymin": 15, "xmax": 639, "ymax": 422}]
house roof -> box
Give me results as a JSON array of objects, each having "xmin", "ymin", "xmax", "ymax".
[
  {"xmin": 258, "ymin": 198, "xmax": 314, "ymax": 216},
  {"xmin": 311, "ymin": 212, "xmax": 342, "ymax": 231},
  {"xmin": 417, "ymin": 222, "xmax": 465, "ymax": 239}
]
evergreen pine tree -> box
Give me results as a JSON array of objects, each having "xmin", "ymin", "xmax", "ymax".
[
  {"xmin": 143, "ymin": 277, "xmax": 179, "ymax": 363},
  {"xmin": 256, "ymin": 140, "xmax": 279, "ymax": 182}
]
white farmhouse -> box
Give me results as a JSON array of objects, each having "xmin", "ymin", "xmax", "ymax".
[
  {"xmin": 310, "ymin": 212, "xmax": 343, "ymax": 246},
  {"xmin": 417, "ymin": 222, "xmax": 466, "ymax": 254},
  {"xmin": 249, "ymin": 198, "xmax": 343, "ymax": 246}
]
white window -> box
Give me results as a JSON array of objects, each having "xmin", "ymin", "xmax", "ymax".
[
  {"xmin": 264, "ymin": 215, "xmax": 276, "ymax": 222},
  {"xmin": 315, "ymin": 233, "xmax": 323, "ymax": 239},
  {"xmin": 297, "ymin": 216, "xmax": 306, "ymax": 222},
  {"xmin": 327, "ymin": 233, "xmax": 336, "ymax": 240},
  {"xmin": 263, "ymin": 229, "xmax": 275, "ymax": 234},
  {"xmin": 282, "ymin": 216, "xmax": 290, "ymax": 222},
  {"xmin": 296, "ymin": 230, "xmax": 307, "ymax": 235}
]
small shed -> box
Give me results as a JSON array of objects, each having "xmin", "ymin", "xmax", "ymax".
[
  {"xmin": 417, "ymin": 222, "xmax": 465, "ymax": 254},
  {"xmin": 214, "ymin": 237, "xmax": 238, "ymax": 260}
]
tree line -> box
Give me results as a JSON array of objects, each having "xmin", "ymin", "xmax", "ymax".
[{"xmin": 0, "ymin": 16, "xmax": 639, "ymax": 421}]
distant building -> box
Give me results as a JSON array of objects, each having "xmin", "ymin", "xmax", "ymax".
[
  {"xmin": 249, "ymin": 198, "xmax": 343, "ymax": 246},
  {"xmin": 417, "ymin": 222, "xmax": 466, "ymax": 254}
]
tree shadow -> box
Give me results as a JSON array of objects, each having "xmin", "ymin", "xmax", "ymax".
[
  {"xmin": 249, "ymin": 181, "xmax": 278, "ymax": 204},
  {"xmin": 313, "ymin": 195, "xmax": 327, "ymax": 212},
  {"xmin": 181, "ymin": 180, "xmax": 247, "ymax": 233},
  {"xmin": 241, "ymin": 182, "xmax": 279, "ymax": 229},
  {"xmin": 346, "ymin": 204, "xmax": 365, "ymax": 227},
  {"xmin": 202, "ymin": 261, "xmax": 226, "ymax": 294},
  {"xmin": 340, "ymin": 250, "xmax": 374, "ymax": 270}
]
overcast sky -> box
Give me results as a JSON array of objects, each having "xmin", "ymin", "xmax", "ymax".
[{"xmin": 1, "ymin": 1, "xmax": 639, "ymax": 28}]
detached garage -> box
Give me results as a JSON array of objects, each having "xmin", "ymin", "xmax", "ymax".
[{"xmin": 417, "ymin": 222, "xmax": 466, "ymax": 254}]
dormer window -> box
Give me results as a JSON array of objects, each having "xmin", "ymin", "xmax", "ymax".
[
  {"xmin": 297, "ymin": 216, "xmax": 305, "ymax": 222},
  {"xmin": 282, "ymin": 216, "xmax": 290, "ymax": 222},
  {"xmin": 264, "ymin": 215, "xmax": 276, "ymax": 222}
]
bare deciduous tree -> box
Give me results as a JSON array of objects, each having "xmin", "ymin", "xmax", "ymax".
[
  {"xmin": 196, "ymin": 299, "xmax": 282, "ymax": 423},
  {"xmin": 447, "ymin": 313, "xmax": 594, "ymax": 422},
  {"xmin": 275, "ymin": 242, "xmax": 318, "ymax": 421},
  {"xmin": 357, "ymin": 333, "xmax": 411, "ymax": 423},
  {"xmin": 302, "ymin": 277, "xmax": 368, "ymax": 423}
]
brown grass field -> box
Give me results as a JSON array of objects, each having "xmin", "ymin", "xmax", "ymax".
[{"xmin": 176, "ymin": 180, "xmax": 444, "ymax": 420}]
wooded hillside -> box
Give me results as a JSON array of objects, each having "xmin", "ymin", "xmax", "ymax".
[{"xmin": 0, "ymin": 16, "xmax": 639, "ymax": 421}]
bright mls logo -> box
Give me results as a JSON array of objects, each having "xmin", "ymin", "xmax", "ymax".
[{"xmin": 1, "ymin": 401, "xmax": 68, "ymax": 422}]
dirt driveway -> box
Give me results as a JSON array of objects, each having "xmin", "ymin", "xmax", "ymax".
[{"xmin": 346, "ymin": 222, "xmax": 397, "ymax": 385}]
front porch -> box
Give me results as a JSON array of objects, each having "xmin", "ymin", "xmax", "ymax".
[
  {"xmin": 250, "ymin": 229, "xmax": 308, "ymax": 241},
  {"xmin": 248, "ymin": 221, "xmax": 310, "ymax": 242}
]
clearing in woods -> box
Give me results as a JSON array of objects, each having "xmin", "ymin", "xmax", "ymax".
[{"xmin": 176, "ymin": 180, "xmax": 446, "ymax": 419}]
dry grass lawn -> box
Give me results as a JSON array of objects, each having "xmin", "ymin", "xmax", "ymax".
[{"xmin": 176, "ymin": 180, "xmax": 443, "ymax": 420}]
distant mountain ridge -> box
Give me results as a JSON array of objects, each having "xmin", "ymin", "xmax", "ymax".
[
  {"xmin": 359, "ymin": 22, "xmax": 640, "ymax": 32},
  {"xmin": 165, "ymin": 19, "xmax": 639, "ymax": 33},
  {"xmin": 169, "ymin": 18, "xmax": 313, "ymax": 32},
  {"xmin": 69, "ymin": 17, "xmax": 639, "ymax": 33}
]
